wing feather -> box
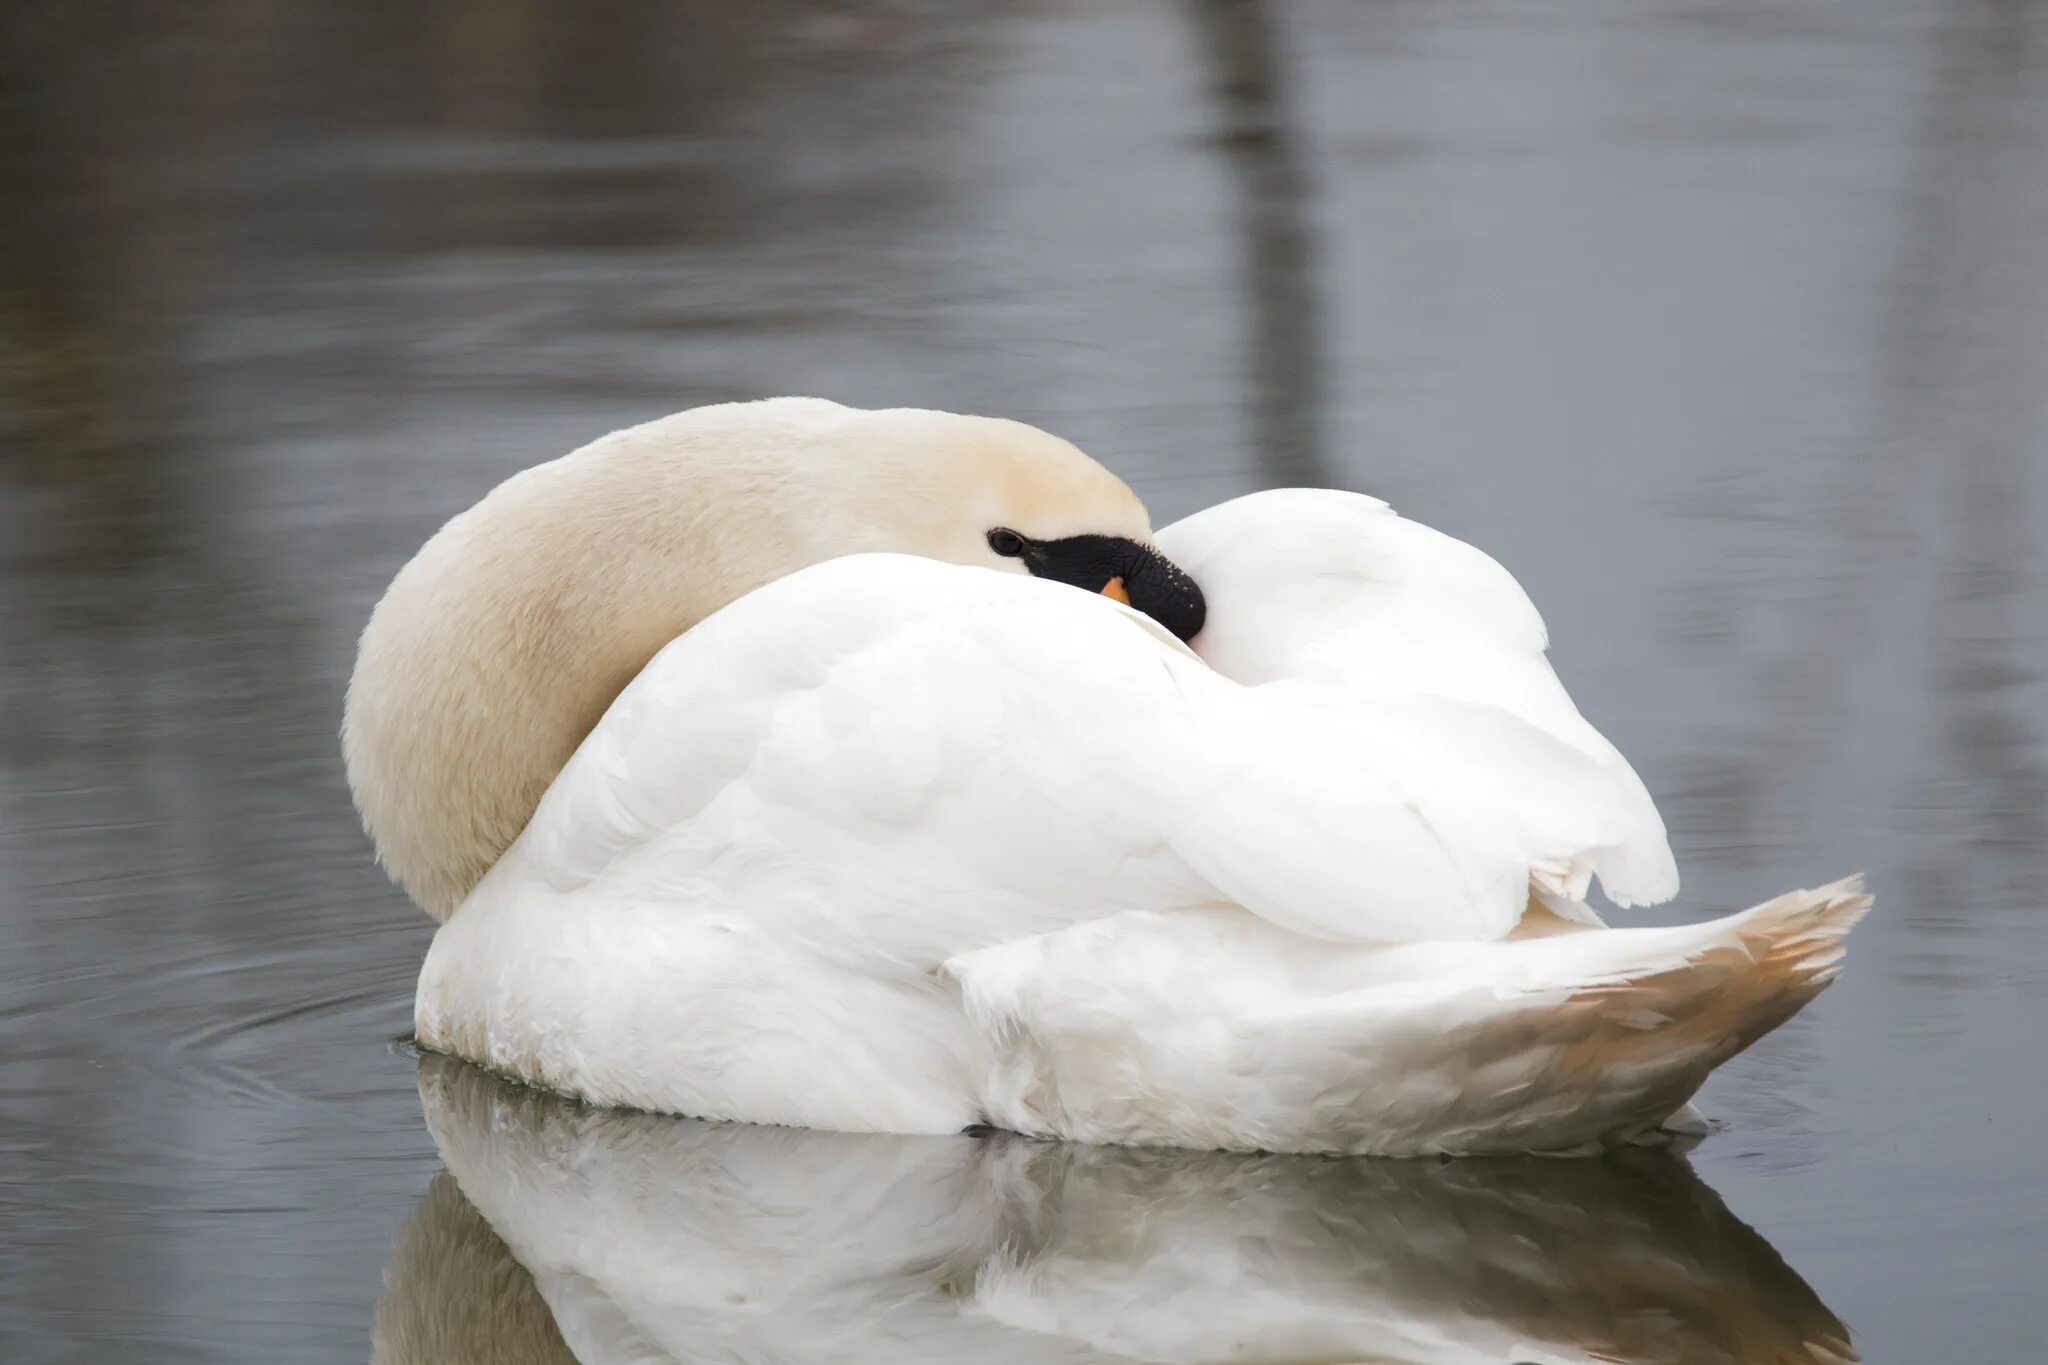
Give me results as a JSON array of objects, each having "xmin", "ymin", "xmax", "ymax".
[
  {"xmin": 1159, "ymin": 490, "xmax": 1679, "ymax": 909},
  {"xmin": 522, "ymin": 555, "xmax": 1545, "ymax": 947},
  {"xmin": 518, "ymin": 496, "xmax": 1677, "ymax": 954}
]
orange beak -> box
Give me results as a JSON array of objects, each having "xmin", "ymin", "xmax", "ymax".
[{"xmin": 1100, "ymin": 576, "xmax": 1131, "ymax": 606}]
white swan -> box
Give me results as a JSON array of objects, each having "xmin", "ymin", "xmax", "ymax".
[
  {"xmin": 373, "ymin": 1055, "xmax": 1857, "ymax": 1365},
  {"xmin": 345, "ymin": 396, "xmax": 1868, "ymax": 1155}
]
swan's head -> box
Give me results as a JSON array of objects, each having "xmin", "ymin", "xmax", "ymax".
[
  {"xmin": 345, "ymin": 397, "xmax": 1203, "ymax": 919},
  {"xmin": 831, "ymin": 403, "xmax": 1207, "ymax": 642}
]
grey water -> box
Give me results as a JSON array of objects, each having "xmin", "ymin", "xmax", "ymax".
[{"xmin": 2, "ymin": 2, "xmax": 2044, "ymax": 1360}]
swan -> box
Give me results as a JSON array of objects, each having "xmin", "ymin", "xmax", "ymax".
[
  {"xmin": 344, "ymin": 396, "xmax": 1868, "ymax": 1155},
  {"xmin": 373, "ymin": 1054, "xmax": 1857, "ymax": 1365}
]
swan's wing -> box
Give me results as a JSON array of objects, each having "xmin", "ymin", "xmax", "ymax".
[
  {"xmin": 509, "ymin": 553, "xmax": 1613, "ymax": 946},
  {"xmin": 1159, "ymin": 489, "xmax": 1679, "ymax": 908}
]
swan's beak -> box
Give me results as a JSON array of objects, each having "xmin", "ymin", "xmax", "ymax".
[
  {"xmin": 1121, "ymin": 544, "xmax": 1206, "ymax": 643},
  {"xmin": 1026, "ymin": 535, "xmax": 1206, "ymax": 643}
]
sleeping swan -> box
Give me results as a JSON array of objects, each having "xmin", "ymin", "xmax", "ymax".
[{"xmin": 345, "ymin": 396, "xmax": 1867, "ymax": 1155}]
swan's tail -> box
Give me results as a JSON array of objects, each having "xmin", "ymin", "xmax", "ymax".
[
  {"xmin": 1539, "ymin": 874, "xmax": 1869, "ymax": 1000},
  {"xmin": 947, "ymin": 877, "xmax": 1871, "ymax": 1156}
]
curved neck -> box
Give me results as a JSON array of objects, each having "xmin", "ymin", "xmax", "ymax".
[
  {"xmin": 344, "ymin": 423, "xmax": 819, "ymax": 919},
  {"xmin": 343, "ymin": 399, "xmax": 1151, "ymax": 919}
]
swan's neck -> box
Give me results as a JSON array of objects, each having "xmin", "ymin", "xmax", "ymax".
[
  {"xmin": 343, "ymin": 419, "xmax": 839, "ymax": 919},
  {"xmin": 343, "ymin": 399, "xmax": 1152, "ymax": 919}
]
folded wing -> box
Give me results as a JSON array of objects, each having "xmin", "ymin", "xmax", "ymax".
[
  {"xmin": 1160, "ymin": 488, "xmax": 1679, "ymax": 909},
  {"xmin": 516, "ymin": 517, "xmax": 1668, "ymax": 951}
]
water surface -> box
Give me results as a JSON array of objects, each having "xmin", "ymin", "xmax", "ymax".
[{"xmin": 3, "ymin": 2, "xmax": 2046, "ymax": 1360}]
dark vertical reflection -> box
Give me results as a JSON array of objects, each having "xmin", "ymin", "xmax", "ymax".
[
  {"xmin": 1693, "ymin": 0, "xmax": 2048, "ymax": 904},
  {"xmin": 1187, "ymin": 0, "xmax": 1329, "ymax": 488},
  {"xmin": 1869, "ymin": 0, "xmax": 2048, "ymax": 918},
  {"xmin": 0, "ymin": 8, "xmax": 171, "ymax": 573}
]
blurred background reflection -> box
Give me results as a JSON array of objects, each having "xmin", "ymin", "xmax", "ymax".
[{"xmin": 2, "ymin": 2, "xmax": 2045, "ymax": 1361}]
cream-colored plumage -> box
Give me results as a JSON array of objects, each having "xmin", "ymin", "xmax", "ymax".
[
  {"xmin": 349, "ymin": 397, "xmax": 1867, "ymax": 1155},
  {"xmin": 345, "ymin": 398, "xmax": 1147, "ymax": 918}
]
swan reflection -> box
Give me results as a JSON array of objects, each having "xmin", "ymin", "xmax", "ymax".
[{"xmin": 376, "ymin": 1055, "xmax": 1853, "ymax": 1365}]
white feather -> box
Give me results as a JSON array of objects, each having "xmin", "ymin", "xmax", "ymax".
[{"xmin": 1159, "ymin": 489, "xmax": 1677, "ymax": 907}]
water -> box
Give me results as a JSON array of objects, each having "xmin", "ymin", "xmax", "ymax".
[{"xmin": 2, "ymin": 2, "xmax": 2044, "ymax": 1360}]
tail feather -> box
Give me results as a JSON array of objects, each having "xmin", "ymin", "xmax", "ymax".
[
  {"xmin": 1732, "ymin": 874, "xmax": 1871, "ymax": 985},
  {"xmin": 1518, "ymin": 875, "xmax": 1871, "ymax": 1000},
  {"xmin": 1442, "ymin": 876, "xmax": 1874, "ymax": 1152},
  {"xmin": 951, "ymin": 878, "xmax": 1872, "ymax": 1156}
]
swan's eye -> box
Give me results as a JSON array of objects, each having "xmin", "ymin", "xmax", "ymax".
[{"xmin": 987, "ymin": 529, "xmax": 1027, "ymax": 558}]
